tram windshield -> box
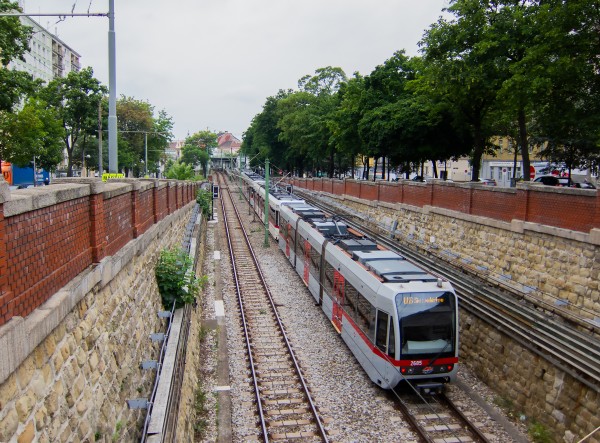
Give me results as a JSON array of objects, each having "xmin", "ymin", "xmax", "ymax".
[{"xmin": 395, "ymin": 292, "xmax": 456, "ymax": 359}]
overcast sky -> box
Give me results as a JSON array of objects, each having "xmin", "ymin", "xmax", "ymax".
[{"xmin": 21, "ymin": 0, "xmax": 451, "ymax": 141}]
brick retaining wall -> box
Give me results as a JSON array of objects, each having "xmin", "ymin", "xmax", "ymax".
[
  {"xmin": 0, "ymin": 178, "xmax": 200, "ymax": 328},
  {"xmin": 289, "ymin": 178, "xmax": 600, "ymax": 235}
]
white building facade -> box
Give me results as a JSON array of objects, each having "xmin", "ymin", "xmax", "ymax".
[{"xmin": 8, "ymin": 7, "xmax": 81, "ymax": 83}]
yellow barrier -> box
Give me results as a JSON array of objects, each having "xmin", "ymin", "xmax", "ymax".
[{"xmin": 102, "ymin": 173, "xmax": 125, "ymax": 182}]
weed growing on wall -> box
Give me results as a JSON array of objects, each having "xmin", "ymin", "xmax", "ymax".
[{"xmin": 155, "ymin": 247, "xmax": 201, "ymax": 309}]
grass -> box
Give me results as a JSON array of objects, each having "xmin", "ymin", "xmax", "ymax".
[
  {"xmin": 528, "ymin": 421, "xmax": 552, "ymax": 443},
  {"xmin": 194, "ymin": 382, "xmax": 210, "ymax": 437},
  {"xmin": 111, "ymin": 421, "xmax": 123, "ymax": 442}
]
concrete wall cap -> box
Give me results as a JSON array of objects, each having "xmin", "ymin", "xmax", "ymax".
[
  {"xmin": 4, "ymin": 183, "xmax": 91, "ymax": 217},
  {"xmin": 518, "ymin": 181, "xmax": 598, "ymax": 195},
  {"xmin": 102, "ymin": 182, "xmax": 133, "ymax": 199},
  {"xmin": 0, "ymin": 176, "xmax": 9, "ymax": 204},
  {"xmin": 108, "ymin": 178, "xmax": 154, "ymax": 192},
  {"xmin": 52, "ymin": 178, "xmax": 105, "ymax": 194}
]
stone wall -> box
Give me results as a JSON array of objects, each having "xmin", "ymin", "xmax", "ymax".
[
  {"xmin": 305, "ymin": 190, "xmax": 600, "ymax": 443},
  {"xmin": 0, "ymin": 201, "xmax": 196, "ymax": 442},
  {"xmin": 174, "ymin": 212, "xmax": 209, "ymax": 439},
  {"xmin": 461, "ymin": 312, "xmax": 599, "ymax": 443}
]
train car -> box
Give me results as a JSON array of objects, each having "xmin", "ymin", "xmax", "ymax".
[
  {"xmin": 278, "ymin": 201, "xmax": 459, "ymax": 393},
  {"xmin": 239, "ymin": 170, "xmax": 305, "ymax": 241}
]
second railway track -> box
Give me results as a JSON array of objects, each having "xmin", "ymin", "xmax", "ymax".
[{"xmin": 217, "ymin": 173, "xmax": 329, "ymax": 442}]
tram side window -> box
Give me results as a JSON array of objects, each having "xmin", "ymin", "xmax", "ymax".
[
  {"xmin": 290, "ymin": 226, "xmax": 296, "ymax": 252},
  {"xmin": 352, "ymin": 285, "xmax": 376, "ymax": 344},
  {"xmin": 297, "ymin": 236, "xmax": 305, "ymax": 256},
  {"xmin": 258, "ymin": 196, "xmax": 264, "ymax": 210},
  {"xmin": 375, "ymin": 311, "xmax": 395, "ymax": 358},
  {"xmin": 279, "ymin": 223, "xmax": 286, "ymax": 238},
  {"xmin": 344, "ymin": 282, "xmax": 358, "ymax": 319},
  {"xmin": 310, "ymin": 247, "xmax": 321, "ymax": 276},
  {"xmin": 324, "ymin": 262, "xmax": 334, "ymax": 294}
]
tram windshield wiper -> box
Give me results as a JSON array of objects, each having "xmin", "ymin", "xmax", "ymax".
[{"xmin": 427, "ymin": 339, "xmax": 451, "ymax": 367}]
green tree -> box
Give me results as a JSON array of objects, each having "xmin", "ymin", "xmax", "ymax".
[
  {"xmin": 533, "ymin": 0, "xmax": 600, "ymax": 174},
  {"xmin": 39, "ymin": 67, "xmax": 107, "ymax": 176},
  {"xmin": 242, "ymin": 90, "xmax": 291, "ymax": 172},
  {"xmin": 149, "ymin": 110, "xmax": 174, "ymax": 175},
  {"xmin": 277, "ymin": 91, "xmax": 319, "ymax": 175},
  {"xmin": 0, "ymin": 1, "xmax": 32, "ymax": 66},
  {"xmin": 0, "ymin": 98, "xmax": 63, "ymax": 171},
  {"xmin": 116, "ymin": 96, "xmax": 154, "ymax": 176},
  {"xmin": 277, "ymin": 67, "xmax": 346, "ymax": 177},
  {"xmin": 184, "ymin": 130, "xmax": 218, "ymax": 156},
  {"xmin": 330, "ymin": 74, "xmax": 366, "ymax": 178},
  {"xmin": 165, "ymin": 161, "xmax": 196, "ymax": 180},
  {"xmin": 0, "ymin": 69, "xmax": 37, "ymax": 113},
  {"xmin": 181, "ymin": 130, "xmax": 217, "ymax": 177},
  {"xmin": 419, "ymin": 2, "xmax": 504, "ymax": 181},
  {"xmin": 358, "ymin": 51, "xmax": 416, "ymax": 180}
]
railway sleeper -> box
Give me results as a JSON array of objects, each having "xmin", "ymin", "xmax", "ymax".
[{"xmin": 264, "ymin": 407, "xmax": 311, "ymax": 416}]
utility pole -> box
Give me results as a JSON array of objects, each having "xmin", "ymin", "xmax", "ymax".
[
  {"xmin": 144, "ymin": 133, "xmax": 148, "ymax": 177},
  {"xmin": 98, "ymin": 101, "xmax": 103, "ymax": 175},
  {"xmin": 108, "ymin": 0, "xmax": 118, "ymax": 173},
  {"xmin": 264, "ymin": 158, "xmax": 270, "ymax": 247}
]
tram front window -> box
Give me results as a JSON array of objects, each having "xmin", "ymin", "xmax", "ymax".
[{"xmin": 396, "ymin": 292, "xmax": 455, "ymax": 358}]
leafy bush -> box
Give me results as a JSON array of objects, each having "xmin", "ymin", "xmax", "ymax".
[
  {"xmin": 155, "ymin": 247, "xmax": 201, "ymax": 309},
  {"xmin": 196, "ymin": 188, "xmax": 212, "ymax": 217},
  {"xmin": 165, "ymin": 161, "xmax": 198, "ymax": 180}
]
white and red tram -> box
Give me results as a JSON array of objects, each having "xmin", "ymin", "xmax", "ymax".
[{"xmin": 239, "ymin": 170, "xmax": 459, "ymax": 392}]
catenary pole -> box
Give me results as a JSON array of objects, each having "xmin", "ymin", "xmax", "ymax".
[
  {"xmin": 108, "ymin": 0, "xmax": 118, "ymax": 173},
  {"xmin": 98, "ymin": 101, "xmax": 103, "ymax": 175},
  {"xmin": 264, "ymin": 158, "xmax": 270, "ymax": 247}
]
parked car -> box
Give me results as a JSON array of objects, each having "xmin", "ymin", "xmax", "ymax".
[
  {"xmin": 478, "ymin": 178, "xmax": 497, "ymax": 186},
  {"xmin": 572, "ymin": 181, "xmax": 596, "ymax": 189},
  {"xmin": 533, "ymin": 176, "xmax": 570, "ymax": 186},
  {"xmin": 411, "ymin": 175, "xmax": 426, "ymax": 182}
]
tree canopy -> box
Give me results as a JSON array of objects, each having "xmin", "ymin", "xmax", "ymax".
[{"xmin": 242, "ymin": 0, "xmax": 600, "ymax": 181}]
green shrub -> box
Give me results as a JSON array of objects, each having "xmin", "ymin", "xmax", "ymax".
[
  {"xmin": 196, "ymin": 188, "xmax": 212, "ymax": 217},
  {"xmin": 155, "ymin": 247, "xmax": 201, "ymax": 309}
]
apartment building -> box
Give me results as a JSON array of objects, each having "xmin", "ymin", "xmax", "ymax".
[{"xmin": 7, "ymin": 6, "xmax": 80, "ymax": 83}]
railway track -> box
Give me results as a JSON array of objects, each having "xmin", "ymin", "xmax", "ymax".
[
  {"xmin": 226, "ymin": 171, "xmax": 498, "ymax": 442},
  {"xmin": 216, "ymin": 173, "xmax": 329, "ymax": 442},
  {"xmin": 395, "ymin": 389, "xmax": 491, "ymax": 443},
  {"xmin": 298, "ymin": 189, "xmax": 600, "ymax": 394}
]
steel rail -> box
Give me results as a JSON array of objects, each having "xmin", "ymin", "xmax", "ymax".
[
  {"xmin": 219, "ymin": 174, "xmax": 329, "ymax": 442},
  {"xmin": 442, "ymin": 393, "xmax": 491, "ymax": 443},
  {"xmin": 219, "ymin": 180, "xmax": 269, "ymax": 442},
  {"xmin": 300, "ymin": 192, "xmax": 600, "ymax": 393}
]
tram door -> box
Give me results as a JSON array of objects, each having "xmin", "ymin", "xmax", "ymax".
[
  {"xmin": 332, "ymin": 271, "xmax": 345, "ymax": 333},
  {"xmin": 303, "ymin": 240, "xmax": 310, "ymax": 285}
]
